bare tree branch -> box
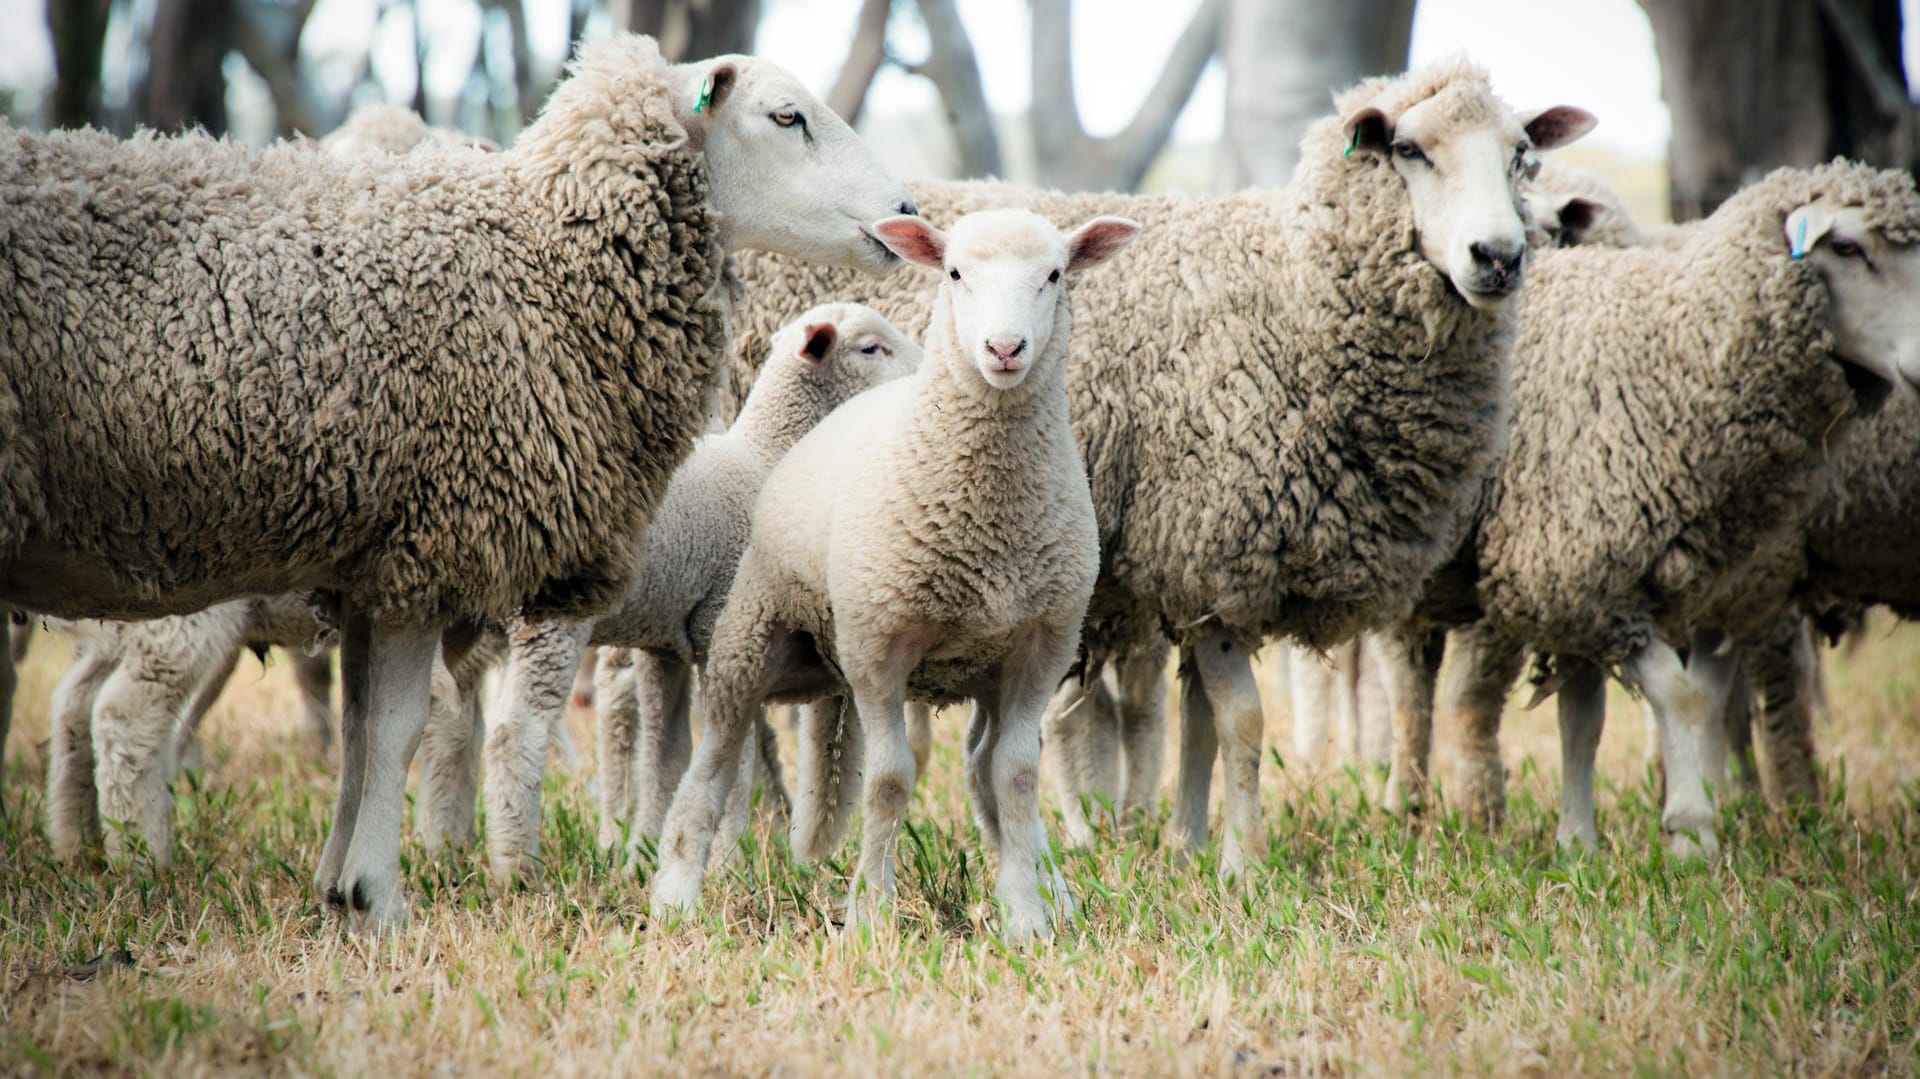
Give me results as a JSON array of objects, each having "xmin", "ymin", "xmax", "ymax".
[
  {"xmin": 911, "ymin": 0, "xmax": 1005, "ymax": 178},
  {"xmin": 47, "ymin": 0, "xmax": 113, "ymax": 128},
  {"xmin": 827, "ymin": 0, "xmax": 892, "ymax": 125}
]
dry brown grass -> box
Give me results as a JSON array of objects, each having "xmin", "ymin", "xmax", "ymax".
[{"xmin": 3, "ymin": 618, "xmax": 1918, "ymax": 1076}]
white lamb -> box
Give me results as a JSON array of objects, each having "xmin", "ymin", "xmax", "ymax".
[{"xmin": 652, "ymin": 209, "xmax": 1141, "ymax": 941}]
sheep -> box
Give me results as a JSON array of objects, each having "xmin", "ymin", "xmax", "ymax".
[
  {"xmin": 1283, "ymin": 638, "xmax": 1392, "ymax": 770},
  {"xmin": 1384, "ymin": 161, "xmax": 1920, "ymax": 857},
  {"xmin": 318, "ymin": 102, "xmax": 499, "ymax": 158},
  {"xmin": 1043, "ymin": 638, "xmax": 1170, "ymax": 847},
  {"xmin": 0, "ymin": 33, "xmax": 913, "ymax": 931},
  {"xmin": 726, "ymin": 60, "xmax": 1595, "ymax": 877},
  {"xmin": 481, "ymin": 302, "xmax": 921, "ymax": 880},
  {"xmin": 651, "ymin": 209, "xmax": 1142, "ymax": 941}
]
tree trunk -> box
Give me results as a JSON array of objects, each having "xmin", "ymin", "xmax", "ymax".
[
  {"xmin": 1216, "ymin": 0, "xmax": 1414, "ymax": 190},
  {"xmin": 1641, "ymin": 0, "xmax": 1913, "ymax": 221},
  {"xmin": 827, "ymin": 0, "xmax": 892, "ymax": 126},
  {"xmin": 47, "ymin": 0, "xmax": 113, "ymax": 129},
  {"xmin": 621, "ymin": 0, "xmax": 762, "ymax": 61},
  {"xmin": 910, "ymin": 0, "xmax": 1005, "ymax": 178},
  {"xmin": 137, "ymin": 0, "xmax": 236, "ymax": 135}
]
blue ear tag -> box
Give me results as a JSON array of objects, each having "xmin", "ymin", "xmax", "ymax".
[
  {"xmin": 1790, "ymin": 216, "xmax": 1808, "ymax": 259},
  {"xmin": 695, "ymin": 74, "xmax": 714, "ymax": 114}
]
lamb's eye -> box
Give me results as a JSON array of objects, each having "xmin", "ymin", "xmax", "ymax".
[
  {"xmin": 772, "ymin": 109, "xmax": 802, "ymax": 128},
  {"xmin": 949, "ymin": 268, "xmax": 961, "ymax": 281},
  {"xmin": 1830, "ymin": 238, "xmax": 1864, "ymax": 259},
  {"xmin": 860, "ymin": 342, "xmax": 884, "ymax": 355},
  {"xmin": 1392, "ymin": 140, "xmax": 1428, "ymax": 164},
  {"xmin": 1047, "ymin": 269, "xmax": 1061, "ymax": 284}
]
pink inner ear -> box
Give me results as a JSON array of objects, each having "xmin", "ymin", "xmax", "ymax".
[
  {"xmin": 801, "ymin": 323, "xmax": 836, "ymax": 361},
  {"xmin": 1066, "ymin": 217, "xmax": 1141, "ymax": 272},
  {"xmin": 874, "ymin": 218, "xmax": 946, "ymax": 269}
]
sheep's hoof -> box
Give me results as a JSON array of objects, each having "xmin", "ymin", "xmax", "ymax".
[
  {"xmin": 1382, "ymin": 770, "xmax": 1425, "ymax": 816},
  {"xmin": 343, "ymin": 876, "xmax": 412, "ymax": 935},
  {"xmin": 650, "ymin": 861, "xmax": 704, "ymax": 920},
  {"xmin": 1555, "ymin": 822, "xmax": 1601, "ymax": 852},
  {"xmin": 1664, "ymin": 827, "xmax": 1719, "ymax": 862}
]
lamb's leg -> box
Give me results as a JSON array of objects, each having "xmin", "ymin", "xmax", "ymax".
[
  {"xmin": 336, "ymin": 617, "xmax": 440, "ymax": 933},
  {"xmin": 1187, "ymin": 633, "xmax": 1267, "ymax": 880},
  {"xmin": 292, "ymin": 648, "xmax": 336, "ymax": 760},
  {"xmin": 651, "ymin": 601, "xmax": 777, "ymax": 918},
  {"xmin": 1554, "ymin": 660, "xmax": 1606, "ymax": 851},
  {"xmin": 793, "ymin": 695, "xmax": 862, "ymax": 861},
  {"xmin": 1170, "ymin": 653, "xmax": 1218, "ymax": 864},
  {"xmin": 593, "ymin": 648, "xmax": 640, "ymax": 850},
  {"xmin": 93, "ymin": 630, "xmax": 224, "ymax": 868},
  {"xmin": 1752, "ymin": 617, "xmax": 1821, "ymax": 806},
  {"xmin": 1286, "ymin": 645, "xmax": 1334, "ymax": 767},
  {"xmin": 754, "ymin": 707, "xmax": 792, "ymax": 826},
  {"xmin": 167, "ymin": 644, "xmax": 242, "ymax": 782},
  {"xmin": 1042, "ymin": 670, "xmax": 1117, "ymax": 848},
  {"xmin": 986, "ymin": 623, "xmax": 1079, "ymax": 942},
  {"xmin": 1380, "ymin": 626, "xmax": 1444, "ymax": 815},
  {"xmin": 1627, "ymin": 634, "xmax": 1730, "ymax": 860},
  {"xmin": 483, "ymin": 619, "xmax": 587, "ymax": 882},
  {"xmin": 964, "ymin": 698, "xmax": 1005, "ymax": 848},
  {"xmin": 48, "ymin": 638, "xmax": 114, "ymax": 860},
  {"xmin": 1115, "ymin": 640, "xmax": 1169, "ymax": 823},
  {"xmin": 1444, "ymin": 624, "xmax": 1523, "ymax": 826},
  {"xmin": 630, "ymin": 650, "xmax": 694, "ymax": 841}
]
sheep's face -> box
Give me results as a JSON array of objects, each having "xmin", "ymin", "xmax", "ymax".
[
  {"xmin": 1789, "ymin": 202, "xmax": 1920, "ymax": 398},
  {"xmin": 1347, "ymin": 97, "xmax": 1594, "ymax": 309},
  {"xmin": 774, "ymin": 302, "xmax": 923, "ymax": 407},
  {"xmin": 872, "ymin": 210, "xmax": 1139, "ymax": 392},
  {"xmin": 675, "ymin": 56, "xmax": 916, "ymax": 274}
]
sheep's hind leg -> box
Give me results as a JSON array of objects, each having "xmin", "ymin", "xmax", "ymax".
[
  {"xmin": 48, "ymin": 637, "xmax": 114, "ymax": 860},
  {"xmin": 1627, "ymin": 634, "xmax": 1731, "ymax": 860},
  {"xmin": 1380, "ymin": 626, "xmax": 1444, "ymax": 815},
  {"xmin": 754, "ymin": 707, "xmax": 791, "ymax": 826},
  {"xmin": 1554, "ymin": 660, "xmax": 1606, "ymax": 851},
  {"xmin": 1170, "ymin": 653, "xmax": 1218, "ymax": 865},
  {"xmin": 1042, "ymin": 668, "xmax": 1119, "ymax": 849},
  {"xmin": 292, "ymin": 648, "xmax": 336, "ymax": 760},
  {"xmin": 1115, "ymin": 640, "xmax": 1169, "ymax": 824},
  {"xmin": 1444, "ymin": 624, "xmax": 1523, "ymax": 827},
  {"xmin": 1286, "ymin": 644, "xmax": 1337, "ymax": 767},
  {"xmin": 483, "ymin": 619, "xmax": 586, "ymax": 883},
  {"xmin": 417, "ymin": 630, "xmax": 488, "ymax": 854},
  {"xmin": 1186, "ymin": 633, "xmax": 1267, "ymax": 881},
  {"xmin": 1752, "ymin": 617, "xmax": 1821, "ymax": 807},
  {"xmin": 593, "ymin": 648, "xmax": 640, "ymax": 850},
  {"xmin": 629, "ymin": 651, "xmax": 693, "ymax": 843}
]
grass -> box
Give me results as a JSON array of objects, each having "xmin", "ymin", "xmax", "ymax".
[{"xmin": 3, "ymin": 620, "xmax": 1919, "ymax": 1075}]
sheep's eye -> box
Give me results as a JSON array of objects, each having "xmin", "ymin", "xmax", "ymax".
[
  {"xmin": 860, "ymin": 342, "xmax": 884, "ymax": 355},
  {"xmin": 1392, "ymin": 140, "xmax": 1428, "ymax": 164},
  {"xmin": 948, "ymin": 268, "xmax": 961, "ymax": 281},
  {"xmin": 1830, "ymin": 238, "xmax": 1864, "ymax": 259},
  {"xmin": 772, "ymin": 108, "xmax": 803, "ymax": 128},
  {"xmin": 1047, "ymin": 268, "xmax": 1061, "ymax": 284}
]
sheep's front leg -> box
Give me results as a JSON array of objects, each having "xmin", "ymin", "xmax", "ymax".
[
  {"xmin": 1170, "ymin": 659, "xmax": 1218, "ymax": 864},
  {"xmin": 1042, "ymin": 669, "xmax": 1118, "ymax": 848},
  {"xmin": 986, "ymin": 624, "xmax": 1079, "ymax": 943},
  {"xmin": 1379, "ymin": 627, "xmax": 1444, "ymax": 814},
  {"xmin": 792, "ymin": 695, "xmax": 861, "ymax": 861},
  {"xmin": 292, "ymin": 649, "xmax": 337, "ymax": 760},
  {"xmin": 48, "ymin": 638, "xmax": 115, "ymax": 860},
  {"xmin": 1114, "ymin": 642, "xmax": 1169, "ymax": 822},
  {"xmin": 1751, "ymin": 617, "xmax": 1820, "ymax": 806},
  {"xmin": 335, "ymin": 618, "xmax": 440, "ymax": 934},
  {"xmin": 906, "ymin": 702, "xmax": 934, "ymax": 786},
  {"xmin": 629, "ymin": 650, "xmax": 693, "ymax": 842},
  {"xmin": 1554, "ymin": 659, "xmax": 1606, "ymax": 851},
  {"xmin": 315, "ymin": 613, "xmax": 371, "ymax": 905},
  {"xmin": 483, "ymin": 619, "xmax": 588, "ymax": 882},
  {"xmin": 1626, "ymin": 635, "xmax": 1730, "ymax": 860},
  {"xmin": 1181, "ymin": 634, "xmax": 1267, "ymax": 879},
  {"xmin": 417, "ymin": 631, "xmax": 489, "ymax": 853},
  {"xmin": 1444, "ymin": 624, "xmax": 1523, "ymax": 827}
]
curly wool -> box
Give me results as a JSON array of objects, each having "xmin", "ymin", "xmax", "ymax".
[
  {"xmin": 1475, "ymin": 161, "xmax": 1919, "ymax": 663},
  {"xmin": 0, "ymin": 35, "xmax": 726, "ymax": 627},
  {"xmin": 1803, "ymin": 393, "xmax": 1920, "ymax": 620},
  {"xmin": 733, "ymin": 68, "xmax": 1517, "ymax": 654}
]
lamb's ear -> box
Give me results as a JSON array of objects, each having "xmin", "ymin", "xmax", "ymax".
[
  {"xmin": 1786, "ymin": 203, "xmax": 1837, "ymax": 259},
  {"xmin": 1342, "ymin": 107, "xmax": 1391, "ymax": 157},
  {"xmin": 1065, "ymin": 216, "xmax": 1141, "ymax": 273},
  {"xmin": 872, "ymin": 215, "xmax": 947, "ymax": 269},
  {"xmin": 1521, "ymin": 106, "xmax": 1597, "ymax": 150},
  {"xmin": 800, "ymin": 322, "xmax": 837, "ymax": 363}
]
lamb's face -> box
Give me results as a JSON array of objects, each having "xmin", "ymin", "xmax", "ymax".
[
  {"xmin": 1347, "ymin": 94, "xmax": 1595, "ymax": 309},
  {"xmin": 775, "ymin": 302, "xmax": 923, "ymax": 407},
  {"xmin": 872, "ymin": 210, "xmax": 1140, "ymax": 392},
  {"xmin": 676, "ymin": 56, "xmax": 916, "ymax": 274},
  {"xmin": 1789, "ymin": 201, "xmax": 1920, "ymax": 399}
]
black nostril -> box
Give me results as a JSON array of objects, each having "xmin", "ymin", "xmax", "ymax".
[{"xmin": 899, "ymin": 200, "xmax": 919, "ymax": 217}]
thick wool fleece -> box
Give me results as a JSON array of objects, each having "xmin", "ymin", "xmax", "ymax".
[
  {"xmin": 319, "ymin": 103, "xmax": 437, "ymax": 156},
  {"xmin": 733, "ymin": 65, "xmax": 1517, "ymax": 655},
  {"xmin": 1805, "ymin": 393, "xmax": 1920, "ymax": 620},
  {"xmin": 1475, "ymin": 162, "xmax": 1918, "ymax": 663},
  {"xmin": 0, "ymin": 35, "xmax": 725, "ymax": 628}
]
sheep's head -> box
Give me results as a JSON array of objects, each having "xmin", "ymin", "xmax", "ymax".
[
  {"xmin": 1341, "ymin": 62, "xmax": 1594, "ymax": 310},
  {"xmin": 772, "ymin": 302, "xmax": 922, "ymax": 405},
  {"xmin": 1787, "ymin": 199, "xmax": 1920, "ymax": 399},
  {"xmin": 872, "ymin": 209, "xmax": 1139, "ymax": 391},
  {"xmin": 672, "ymin": 54, "xmax": 916, "ymax": 274}
]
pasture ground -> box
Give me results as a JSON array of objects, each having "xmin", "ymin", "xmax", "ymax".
[{"xmin": 3, "ymin": 619, "xmax": 1918, "ymax": 1075}]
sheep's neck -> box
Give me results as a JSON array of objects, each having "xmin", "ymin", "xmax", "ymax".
[{"xmin": 733, "ymin": 376, "xmax": 841, "ymax": 463}]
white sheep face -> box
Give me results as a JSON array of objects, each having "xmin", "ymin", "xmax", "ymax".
[
  {"xmin": 774, "ymin": 301, "xmax": 923, "ymax": 393},
  {"xmin": 1347, "ymin": 99, "xmax": 1595, "ymax": 310},
  {"xmin": 872, "ymin": 210, "xmax": 1140, "ymax": 391},
  {"xmin": 674, "ymin": 56, "xmax": 915, "ymax": 274},
  {"xmin": 1788, "ymin": 202, "xmax": 1920, "ymax": 396}
]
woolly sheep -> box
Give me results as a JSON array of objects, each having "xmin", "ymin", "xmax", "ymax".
[
  {"xmin": 1390, "ymin": 161, "xmax": 1920, "ymax": 856},
  {"xmin": 652, "ymin": 209, "xmax": 1142, "ymax": 941},
  {"xmin": 0, "ymin": 34, "xmax": 913, "ymax": 931},
  {"xmin": 481, "ymin": 303, "xmax": 921, "ymax": 880},
  {"xmin": 726, "ymin": 60, "xmax": 1595, "ymax": 877},
  {"xmin": 318, "ymin": 102, "xmax": 500, "ymax": 157}
]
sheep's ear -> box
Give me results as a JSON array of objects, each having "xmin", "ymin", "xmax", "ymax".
[
  {"xmin": 1521, "ymin": 106, "xmax": 1597, "ymax": 150},
  {"xmin": 1786, "ymin": 203, "xmax": 1837, "ymax": 259},
  {"xmin": 800, "ymin": 322, "xmax": 837, "ymax": 363},
  {"xmin": 1556, "ymin": 197, "xmax": 1601, "ymax": 240},
  {"xmin": 1342, "ymin": 107, "xmax": 1391, "ymax": 157},
  {"xmin": 872, "ymin": 215, "xmax": 947, "ymax": 269},
  {"xmin": 1065, "ymin": 216, "xmax": 1141, "ymax": 273},
  {"xmin": 695, "ymin": 61, "xmax": 738, "ymax": 115}
]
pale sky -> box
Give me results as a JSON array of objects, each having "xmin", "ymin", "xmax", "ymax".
[{"xmin": 1, "ymin": 0, "xmax": 1916, "ymax": 163}]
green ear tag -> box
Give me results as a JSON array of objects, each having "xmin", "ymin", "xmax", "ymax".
[
  {"xmin": 695, "ymin": 73, "xmax": 714, "ymax": 114},
  {"xmin": 1344, "ymin": 124, "xmax": 1360, "ymax": 158}
]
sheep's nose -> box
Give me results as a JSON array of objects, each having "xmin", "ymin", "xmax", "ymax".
[
  {"xmin": 986, "ymin": 337, "xmax": 1026, "ymax": 362},
  {"xmin": 899, "ymin": 198, "xmax": 920, "ymax": 217},
  {"xmin": 1469, "ymin": 241, "xmax": 1522, "ymax": 274}
]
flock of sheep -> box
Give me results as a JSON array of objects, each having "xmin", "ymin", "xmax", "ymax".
[{"xmin": 4, "ymin": 32, "xmax": 1918, "ymax": 944}]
